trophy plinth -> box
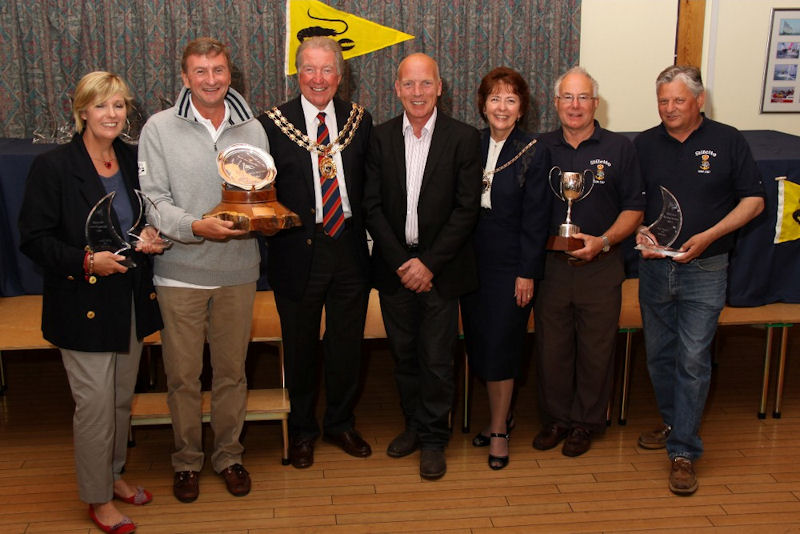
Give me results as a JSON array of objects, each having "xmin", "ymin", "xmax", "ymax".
[
  {"xmin": 547, "ymin": 235, "xmax": 584, "ymax": 251},
  {"xmin": 203, "ymin": 185, "xmax": 301, "ymax": 235},
  {"xmin": 203, "ymin": 143, "xmax": 300, "ymax": 236}
]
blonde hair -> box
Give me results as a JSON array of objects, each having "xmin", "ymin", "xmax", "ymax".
[{"xmin": 72, "ymin": 71, "xmax": 134, "ymax": 133}]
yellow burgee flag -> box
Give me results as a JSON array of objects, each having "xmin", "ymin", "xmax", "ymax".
[
  {"xmin": 286, "ymin": 0, "xmax": 414, "ymax": 75},
  {"xmin": 774, "ymin": 177, "xmax": 800, "ymax": 244}
]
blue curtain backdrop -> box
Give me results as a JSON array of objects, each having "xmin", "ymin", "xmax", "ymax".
[{"xmin": 0, "ymin": 0, "xmax": 581, "ymax": 138}]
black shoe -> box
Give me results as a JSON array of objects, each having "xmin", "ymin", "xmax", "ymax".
[
  {"xmin": 387, "ymin": 429, "xmax": 420, "ymax": 458},
  {"xmin": 562, "ymin": 426, "xmax": 592, "ymax": 457},
  {"xmin": 419, "ymin": 449, "xmax": 447, "ymax": 480},
  {"xmin": 488, "ymin": 432, "xmax": 510, "ymax": 470},
  {"xmin": 472, "ymin": 414, "xmax": 516, "ymax": 447},
  {"xmin": 289, "ymin": 436, "xmax": 315, "ymax": 469},
  {"xmin": 533, "ymin": 423, "xmax": 569, "ymax": 451}
]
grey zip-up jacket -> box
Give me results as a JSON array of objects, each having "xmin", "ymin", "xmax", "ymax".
[{"xmin": 138, "ymin": 87, "xmax": 268, "ymax": 286}]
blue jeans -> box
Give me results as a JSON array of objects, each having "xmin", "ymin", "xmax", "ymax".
[{"xmin": 638, "ymin": 254, "xmax": 728, "ymax": 461}]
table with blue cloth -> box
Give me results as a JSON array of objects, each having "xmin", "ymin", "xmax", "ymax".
[
  {"xmin": 1, "ymin": 133, "xmax": 798, "ymax": 301},
  {"xmin": 0, "ymin": 138, "xmax": 270, "ymax": 296}
]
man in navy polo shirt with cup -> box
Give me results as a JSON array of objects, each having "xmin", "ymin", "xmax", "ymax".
[
  {"xmin": 534, "ymin": 66, "xmax": 645, "ymax": 458},
  {"xmin": 635, "ymin": 65, "xmax": 765, "ymax": 495}
]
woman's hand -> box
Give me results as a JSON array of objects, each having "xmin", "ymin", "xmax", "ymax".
[
  {"xmin": 514, "ymin": 277, "xmax": 534, "ymax": 307},
  {"xmin": 92, "ymin": 251, "xmax": 129, "ymax": 276}
]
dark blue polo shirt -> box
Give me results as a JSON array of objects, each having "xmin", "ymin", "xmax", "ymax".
[
  {"xmin": 634, "ymin": 116, "xmax": 764, "ymax": 259},
  {"xmin": 538, "ymin": 121, "xmax": 645, "ymax": 237}
]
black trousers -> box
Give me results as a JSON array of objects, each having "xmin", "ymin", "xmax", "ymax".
[
  {"xmin": 379, "ymin": 286, "xmax": 459, "ymax": 449},
  {"xmin": 274, "ymin": 227, "xmax": 369, "ymax": 439},
  {"xmin": 533, "ymin": 249, "xmax": 624, "ymax": 433}
]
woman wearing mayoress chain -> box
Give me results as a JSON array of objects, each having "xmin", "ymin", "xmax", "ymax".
[
  {"xmin": 460, "ymin": 67, "xmax": 551, "ymax": 470},
  {"xmin": 18, "ymin": 71, "xmax": 163, "ymax": 534}
]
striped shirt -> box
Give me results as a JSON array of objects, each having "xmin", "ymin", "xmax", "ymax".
[{"xmin": 402, "ymin": 108, "xmax": 437, "ymax": 245}]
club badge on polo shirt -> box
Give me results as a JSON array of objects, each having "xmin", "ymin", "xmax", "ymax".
[
  {"xmin": 589, "ymin": 159, "xmax": 610, "ymax": 182},
  {"xmin": 138, "ymin": 161, "xmax": 147, "ymax": 177},
  {"xmin": 695, "ymin": 150, "xmax": 716, "ymax": 174}
]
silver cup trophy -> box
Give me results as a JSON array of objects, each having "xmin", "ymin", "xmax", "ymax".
[{"xmin": 547, "ymin": 166, "xmax": 595, "ymax": 250}]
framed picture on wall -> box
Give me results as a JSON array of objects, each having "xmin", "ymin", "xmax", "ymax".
[{"xmin": 761, "ymin": 8, "xmax": 800, "ymax": 112}]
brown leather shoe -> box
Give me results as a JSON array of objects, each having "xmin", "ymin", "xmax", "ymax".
[
  {"xmin": 290, "ymin": 436, "xmax": 315, "ymax": 469},
  {"xmin": 173, "ymin": 470, "xmax": 199, "ymax": 503},
  {"xmin": 323, "ymin": 429, "xmax": 372, "ymax": 458},
  {"xmin": 562, "ymin": 427, "xmax": 592, "ymax": 457},
  {"xmin": 419, "ymin": 449, "xmax": 446, "ymax": 480},
  {"xmin": 533, "ymin": 423, "xmax": 569, "ymax": 451},
  {"xmin": 669, "ymin": 457, "xmax": 698, "ymax": 495},
  {"xmin": 219, "ymin": 463, "xmax": 251, "ymax": 497},
  {"xmin": 638, "ymin": 423, "xmax": 671, "ymax": 449},
  {"xmin": 387, "ymin": 429, "xmax": 420, "ymax": 458}
]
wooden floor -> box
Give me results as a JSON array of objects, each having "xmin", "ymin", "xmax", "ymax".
[{"xmin": 2, "ymin": 326, "xmax": 800, "ymax": 533}]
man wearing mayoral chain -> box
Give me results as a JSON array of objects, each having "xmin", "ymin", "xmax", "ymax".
[{"xmin": 258, "ymin": 36, "xmax": 374, "ymax": 469}]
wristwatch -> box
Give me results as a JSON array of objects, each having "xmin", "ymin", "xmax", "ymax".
[{"xmin": 600, "ymin": 235, "xmax": 611, "ymax": 253}]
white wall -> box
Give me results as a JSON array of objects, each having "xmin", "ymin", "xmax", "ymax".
[
  {"xmin": 707, "ymin": 0, "xmax": 800, "ymax": 135},
  {"xmin": 580, "ymin": 0, "xmax": 677, "ymax": 132},
  {"xmin": 581, "ymin": 0, "xmax": 800, "ymax": 136}
]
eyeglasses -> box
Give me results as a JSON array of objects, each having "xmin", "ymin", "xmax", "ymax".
[{"xmin": 556, "ymin": 94, "xmax": 597, "ymax": 103}]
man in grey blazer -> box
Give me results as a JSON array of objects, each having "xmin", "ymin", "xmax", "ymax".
[{"xmin": 364, "ymin": 53, "xmax": 482, "ymax": 480}]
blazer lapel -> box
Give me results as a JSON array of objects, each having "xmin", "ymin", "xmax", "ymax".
[
  {"xmin": 283, "ymin": 97, "xmax": 316, "ymax": 198},
  {"xmin": 71, "ymin": 136, "xmax": 106, "ymax": 210},
  {"xmin": 419, "ymin": 113, "xmax": 448, "ymax": 196},
  {"xmin": 389, "ymin": 117, "xmax": 407, "ymax": 196}
]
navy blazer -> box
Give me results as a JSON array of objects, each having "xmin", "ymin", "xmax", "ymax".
[
  {"xmin": 258, "ymin": 97, "xmax": 373, "ymax": 299},
  {"xmin": 364, "ymin": 111, "xmax": 483, "ymax": 298},
  {"xmin": 18, "ymin": 134, "xmax": 162, "ymax": 352},
  {"xmin": 478, "ymin": 126, "xmax": 552, "ymax": 280}
]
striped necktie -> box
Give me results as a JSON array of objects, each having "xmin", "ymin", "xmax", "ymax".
[{"xmin": 317, "ymin": 112, "xmax": 345, "ymax": 238}]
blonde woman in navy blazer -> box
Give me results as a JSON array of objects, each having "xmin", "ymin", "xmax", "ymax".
[
  {"xmin": 18, "ymin": 72, "xmax": 162, "ymax": 534},
  {"xmin": 460, "ymin": 67, "xmax": 551, "ymax": 470}
]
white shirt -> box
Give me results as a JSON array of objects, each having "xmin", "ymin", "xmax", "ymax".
[
  {"xmin": 153, "ymin": 97, "xmax": 229, "ymax": 289},
  {"xmin": 402, "ymin": 108, "xmax": 437, "ymax": 245},
  {"xmin": 300, "ymin": 96, "xmax": 352, "ymax": 224},
  {"xmin": 481, "ymin": 137, "xmax": 506, "ymax": 209},
  {"xmin": 191, "ymin": 99, "xmax": 230, "ymax": 143}
]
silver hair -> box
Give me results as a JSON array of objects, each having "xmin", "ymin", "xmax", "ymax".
[
  {"xmin": 656, "ymin": 65, "xmax": 704, "ymax": 96},
  {"xmin": 295, "ymin": 36, "xmax": 344, "ymax": 76},
  {"xmin": 553, "ymin": 66, "xmax": 599, "ymax": 97}
]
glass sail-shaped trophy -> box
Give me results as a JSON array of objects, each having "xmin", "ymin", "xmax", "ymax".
[
  {"xmin": 635, "ymin": 186, "xmax": 684, "ymax": 257},
  {"xmin": 85, "ymin": 190, "xmax": 171, "ymax": 268}
]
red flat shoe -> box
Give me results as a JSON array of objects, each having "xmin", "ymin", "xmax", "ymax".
[
  {"xmin": 88, "ymin": 505, "xmax": 136, "ymax": 534},
  {"xmin": 113, "ymin": 486, "xmax": 153, "ymax": 505}
]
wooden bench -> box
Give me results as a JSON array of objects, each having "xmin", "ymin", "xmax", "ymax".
[
  {"xmin": 0, "ymin": 292, "xmax": 291, "ymax": 464},
  {"xmin": 616, "ymin": 279, "xmax": 800, "ymax": 423},
  {"xmin": 459, "ymin": 278, "xmax": 800, "ymax": 429}
]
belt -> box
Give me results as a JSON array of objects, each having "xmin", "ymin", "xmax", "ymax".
[
  {"xmin": 405, "ymin": 243, "xmax": 419, "ymax": 253},
  {"xmin": 549, "ymin": 245, "xmax": 617, "ymax": 267}
]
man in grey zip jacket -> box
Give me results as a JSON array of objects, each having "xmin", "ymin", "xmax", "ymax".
[{"xmin": 138, "ymin": 37, "xmax": 267, "ymax": 503}]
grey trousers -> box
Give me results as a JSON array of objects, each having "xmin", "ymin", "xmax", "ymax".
[
  {"xmin": 60, "ymin": 313, "xmax": 142, "ymax": 504},
  {"xmin": 157, "ymin": 282, "xmax": 255, "ymax": 473}
]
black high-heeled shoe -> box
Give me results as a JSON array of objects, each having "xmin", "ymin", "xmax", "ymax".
[
  {"xmin": 488, "ymin": 432, "xmax": 510, "ymax": 470},
  {"xmin": 472, "ymin": 414, "xmax": 516, "ymax": 447}
]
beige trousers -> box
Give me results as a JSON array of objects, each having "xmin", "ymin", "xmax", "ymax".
[
  {"xmin": 157, "ymin": 282, "xmax": 255, "ymax": 473},
  {"xmin": 60, "ymin": 311, "xmax": 142, "ymax": 504}
]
